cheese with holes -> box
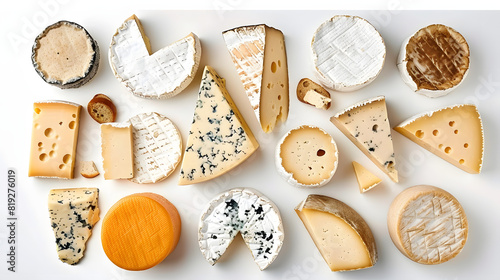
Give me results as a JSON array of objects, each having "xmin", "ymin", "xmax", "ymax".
[
  {"xmin": 100, "ymin": 123, "xmax": 134, "ymax": 179},
  {"xmin": 312, "ymin": 15, "xmax": 386, "ymax": 91},
  {"xmin": 330, "ymin": 96, "xmax": 398, "ymax": 182},
  {"xmin": 397, "ymin": 24, "xmax": 470, "ymax": 97},
  {"xmin": 223, "ymin": 24, "xmax": 289, "ymax": 133},
  {"xmin": 395, "ymin": 104, "xmax": 483, "ymax": 174},
  {"xmin": 388, "ymin": 185, "xmax": 468, "ymax": 264},
  {"xmin": 198, "ymin": 188, "xmax": 284, "ymax": 270},
  {"xmin": 275, "ymin": 125, "xmax": 338, "ymax": 188},
  {"xmin": 109, "ymin": 15, "xmax": 201, "ymax": 99},
  {"xmin": 127, "ymin": 112, "xmax": 182, "ymax": 184},
  {"xmin": 48, "ymin": 188, "xmax": 100, "ymax": 265},
  {"xmin": 101, "ymin": 193, "xmax": 181, "ymax": 270},
  {"xmin": 352, "ymin": 161, "xmax": 382, "ymax": 193},
  {"xmin": 296, "ymin": 194, "xmax": 377, "ymax": 272},
  {"xmin": 29, "ymin": 101, "xmax": 81, "ymax": 179},
  {"xmin": 178, "ymin": 66, "xmax": 259, "ymax": 185}
]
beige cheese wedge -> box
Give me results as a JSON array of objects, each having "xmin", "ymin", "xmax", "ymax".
[
  {"xmin": 100, "ymin": 123, "xmax": 134, "ymax": 180},
  {"xmin": 352, "ymin": 161, "xmax": 382, "ymax": 193},
  {"xmin": 296, "ymin": 195, "xmax": 377, "ymax": 272}
]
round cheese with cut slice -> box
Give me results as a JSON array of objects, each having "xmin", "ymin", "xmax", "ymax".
[
  {"xmin": 127, "ymin": 112, "xmax": 183, "ymax": 184},
  {"xmin": 388, "ymin": 185, "xmax": 468, "ymax": 265},
  {"xmin": 32, "ymin": 21, "xmax": 100, "ymax": 89},
  {"xmin": 397, "ymin": 24, "xmax": 470, "ymax": 97},
  {"xmin": 311, "ymin": 15, "xmax": 386, "ymax": 92},
  {"xmin": 276, "ymin": 125, "xmax": 338, "ymax": 188},
  {"xmin": 198, "ymin": 188, "xmax": 284, "ymax": 271}
]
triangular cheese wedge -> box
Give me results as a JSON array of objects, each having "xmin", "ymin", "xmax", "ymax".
[
  {"xmin": 179, "ymin": 66, "xmax": 259, "ymax": 185},
  {"xmin": 352, "ymin": 161, "xmax": 382, "ymax": 193},
  {"xmin": 394, "ymin": 104, "xmax": 483, "ymax": 173},
  {"xmin": 330, "ymin": 96, "xmax": 398, "ymax": 182}
]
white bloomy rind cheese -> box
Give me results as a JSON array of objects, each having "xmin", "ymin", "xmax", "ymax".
[
  {"xmin": 48, "ymin": 188, "xmax": 100, "ymax": 265},
  {"xmin": 331, "ymin": 96, "xmax": 398, "ymax": 182},
  {"xmin": 296, "ymin": 194, "xmax": 377, "ymax": 272},
  {"xmin": 275, "ymin": 125, "xmax": 338, "ymax": 188},
  {"xmin": 395, "ymin": 104, "xmax": 484, "ymax": 174},
  {"xmin": 312, "ymin": 15, "xmax": 386, "ymax": 92},
  {"xmin": 109, "ymin": 15, "xmax": 201, "ymax": 99},
  {"xmin": 198, "ymin": 188, "xmax": 284, "ymax": 270},
  {"xmin": 223, "ymin": 24, "xmax": 289, "ymax": 133},
  {"xmin": 127, "ymin": 112, "xmax": 183, "ymax": 184},
  {"xmin": 388, "ymin": 185, "xmax": 468, "ymax": 265}
]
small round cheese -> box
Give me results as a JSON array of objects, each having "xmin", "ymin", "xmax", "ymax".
[
  {"xmin": 275, "ymin": 125, "xmax": 338, "ymax": 188},
  {"xmin": 311, "ymin": 15, "xmax": 386, "ymax": 92},
  {"xmin": 387, "ymin": 185, "xmax": 468, "ymax": 265},
  {"xmin": 397, "ymin": 24, "xmax": 470, "ymax": 97}
]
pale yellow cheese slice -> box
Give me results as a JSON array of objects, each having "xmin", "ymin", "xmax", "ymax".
[{"xmin": 352, "ymin": 161, "xmax": 382, "ymax": 193}]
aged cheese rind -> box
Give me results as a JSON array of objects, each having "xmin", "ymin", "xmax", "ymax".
[
  {"xmin": 352, "ymin": 161, "xmax": 382, "ymax": 193},
  {"xmin": 48, "ymin": 188, "xmax": 100, "ymax": 265},
  {"xmin": 109, "ymin": 15, "xmax": 201, "ymax": 99},
  {"xmin": 198, "ymin": 188, "xmax": 284, "ymax": 270},
  {"xmin": 312, "ymin": 15, "xmax": 386, "ymax": 91},
  {"xmin": 295, "ymin": 194, "xmax": 377, "ymax": 271},
  {"xmin": 275, "ymin": 125, "xmax": 338, "ymax": 188},
  {"xmin": 100, "ymin": 123, "xmax": 134, "ymax": 179},
  {"xmin": 127, "ymin": 112, "xmax": 183, "ymax": 184},
  {"xmin": 388, "ymin": 185, "xmax": 468, "ymax": 264}
]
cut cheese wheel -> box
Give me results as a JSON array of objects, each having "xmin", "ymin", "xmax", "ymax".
[
  {"xmin": 388, "ymin": 185, "xmax": 468, "ymax": 264},
  {"xmin": 100, "ymin": 123, "xmax": 134, "ymax": 179},
  {"xmin": 352, "ymin": 161, "xmax": 381, "ymax": 193},
  {"xmin": 101, "ymin": 193, "xmax": 181, "ymax": 271},
  {"xmin": 275, "ymin": 125, "xmax": 338, "ymax": 188},
  {"xmin": 296, "ymin": 194, "xmax": 377, "ymax": 271},
  {"xmin": 394, "ymin": 104, "xmax": 483, "ymax": 174},
  {"xmin": 397, "ymin": 24, "xmax": 470, "ymax": 97}
]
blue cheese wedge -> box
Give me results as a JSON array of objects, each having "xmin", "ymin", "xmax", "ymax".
[
  {"xmin": 198, "ymin": 188, "xmax": 284, "ymax": 270},
  {"xmin": 48, "ymin": 188, "xmax": 100, "ymax": 265}
]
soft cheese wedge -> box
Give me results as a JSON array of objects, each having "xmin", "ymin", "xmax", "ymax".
[
  {"xmin": 388, "ymin": 185, "xmax": 468, "ymax": 264},
  {"xmin": 48, "ymin": 188, "xmax": 100, "ymax": 265},
  {"xmin": 352, "ymin": 161, "xmax": 382, "ymax": 193},
  {"xmin": 296, "ymin": 194, "xmax": 377, "ymax": 272},
  {"xmin": 109, "ymin": 15, "xmax": 201, "ymax": 99},
  {"xmin": 330, "ymin": 96, "xmax": 398, "ymax": 182},
  {"xmin": 223, "ymin": 24, "xmax": 289, "ymax": 133},
  {"xmin": 198, "ymin": 188, "xmax": 284, "ymax": 270},
  {"xmin": 179, "ymin": 66, "xmax": 259, "ymax": 185},
  {"xmin": 394, "ymin": 104, "xmax": 483, "ymax": 173}
]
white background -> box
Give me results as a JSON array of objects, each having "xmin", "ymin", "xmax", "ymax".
[{"xmin": 1, "ymin": 2, "xmax": 500, "ymax": 280}]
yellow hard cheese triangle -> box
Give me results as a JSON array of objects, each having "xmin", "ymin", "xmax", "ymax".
[
  {"xmin": 179, "ymin": 66, "xmax": 259, "ymax": 185},
  {"xmin": 352, "ymin": 161, "xmax": 382, "ymax": 193},
  {"xmin": 394, "ymin": 104, "xmax": 484, "ymax": 173}
]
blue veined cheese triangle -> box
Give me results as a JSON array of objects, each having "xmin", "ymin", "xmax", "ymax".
[
  {"xmin": 179, "ymin": 66, "xmax": 259, "ymax": 185},
  {"xmin": 330, "ymin": 96, "xmax": 398, "ymax": 182}
]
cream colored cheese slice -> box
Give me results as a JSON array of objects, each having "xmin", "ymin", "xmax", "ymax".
[{"xmin": 352, "ymin": 161, "xmax": 382, "ymax": 193}]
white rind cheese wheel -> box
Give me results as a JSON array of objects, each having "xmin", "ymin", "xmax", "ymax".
[
  {"xmin": 311, "ymin": 15, "xmax": 386, "ymax": 92},
  {"xmin": 275, "ymin": 125, "xmax": 338, "ymax": 188},
  {"xmin": 387, "ymin": 185, "xmax": 468, "ymax": 265},
  {"xmin": 198, "ymin": 188, "xmax": 284, "ymax": 271}
]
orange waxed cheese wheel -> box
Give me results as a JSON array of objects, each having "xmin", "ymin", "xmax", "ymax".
[{"xmin": 101, "ymin": 192, "xmax": 181, "ymax": 271}]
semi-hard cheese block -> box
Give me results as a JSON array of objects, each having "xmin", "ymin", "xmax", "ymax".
[
  {"xmin": 127, "ymin": 112, "xmax": 183, "ymax": 184},
  {"xmin": 101, "ymin": 193, "xmax": 181, "ymax": 270},
  {"xmin": 397, "ymin": 24, "xmax": 470, "ymax": 97},
  {"xmin": 100, "ymin": 123, "xmax": 134, "ymax": 179},
  {"xmin": 223, "ymin": 24, "xmax": 289, "ymax": 133},
  {"xmin": 395, "ymin": 104, "xmax": 483, "ymax": 174},
  {"xmin": 109, "ymin": 15, "xmax": 201, "ymax": 99},
  {"xmin": 312, "ymin": 15, "xmax": 386, "ymax": 91},
  {"xmin": 388, "ymin": 185, "xmax": 468, "ymax": 264},
  {"xmin": 296, "ymin": 194, "xmax": 377, "ymax": 272},
  {"xmin": 352, "ymin": 161, "xmax": 382, "ymax": 193},
  {"xmin": 178, "ymin": 66, "xmax": 259, "ymax": 185},
  {"xmin": 48, "ymin": 188, "xmax": 100, "ymax": 265},
  {"xmin": 331, "ymin": 96, "xmax": 398, "ymax": 182},
  {"xmin": 198, "ymin": 188, "xmax": 284, "ymax": 270},
  {"xmin": 29, "ymin": 101, "xmax": 81, "ymax": 179},
  {"xmin": 276, "ymin": 125, "xmax": 338, "ymax": 188},
  {"xmin": 32, "ymin": 21, "xmax": 99, "ymax": 89}
]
